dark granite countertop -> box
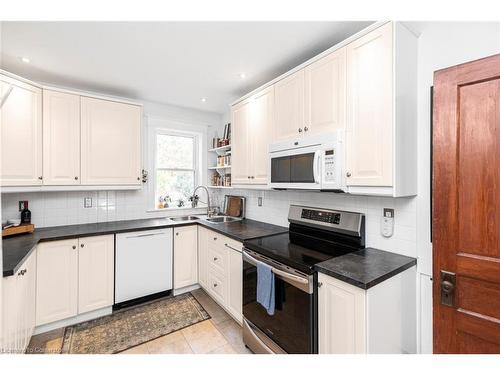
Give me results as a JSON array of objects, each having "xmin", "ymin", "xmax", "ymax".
[
  {"xmin": 314, "ymin": 248, "xmax": 417, "ymax": 289},
  {"xmin": 3, "ymin": 217, "xmax": 287, "ymax": 277}
]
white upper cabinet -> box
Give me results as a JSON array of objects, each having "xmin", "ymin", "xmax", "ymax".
[
  {"xmin": 231, "ymin": 98, "xmax": 252, "ymax": 185},
  {"xmin": 345, "ymin": 22, "xmax": 417, "ymax": 197},
  {"xmin": 345, "ymin": 22, "xmax": 393, "ymax": 188},
  {"xmin": 304, "ymin": 47, "xmax": 346, "ymax": 135},
  {"xmin": 43, "ymin": 90, "xmax": 81, "ymax": 185},
  {"xmin": 0, "ymin": 75, "xmax": 42, "ymax": 186},
  {"xmin": 231, "ymin": 86, "xmax": 274, "ymax": 186},
  {"xmin": 81, "ymin": 97, "xmax": 142, "ymax": 185},
  {"xmin": 274, "ymin": 70, "xmax": 305, "ymax": 141},
  {"xmin": 249, "ymin": 86, "xmax": 274, "ymax": 184}
]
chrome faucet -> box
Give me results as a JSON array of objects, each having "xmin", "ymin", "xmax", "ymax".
[{"xmin": 192, "ymin": 185, "xmax": 213, "ymax": 217}]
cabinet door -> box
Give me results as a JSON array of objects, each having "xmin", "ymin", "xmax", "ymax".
[
  {"xmin": 43, "ymin": 90, "xmax": 81, "ymax": 185},
  {"xmin": 36, "ymin": 239, "xmax": 78, "ymax": 326},
  {"xmin": 231, "ymin": 98, "xmax": 252, "ymax": 184},
  {"xmin": 78, "ymin": 235, "xmax": 114, "ymax": 314},
  {"xmin": 25, "ymin": 249, "xmax": 37, "ymax": 347},
  {"xmin": 0, "ymin": 75, "xmax": 42, "ymax": 186},
  {"xmin": 81, "ymin": 97, "xmax": 142, "ymax": 185},
  {"xmin": 345, "ymin": 22, "xmax": 393, "ymax": 187},
  {"xmin": 227, "ymin": 248, "xmax": 243, "ymax": 324},
  {"xmin": 318, "ymin": 273, "xmax": 366, "ymax": 354},
  {"xmin": 173, "ymin": 225, "xmax": 198, "ymax": 289},
  {"xmin": 274, "ymin": 70, "xmax": 305, "ymax": 141},
  {"xmin": 305, "ymin": 48, "xmax": 346, "ymax": 135},
  {"xmin": 2, "ymin": 273, "xmax": 17, "ymax": 353},
  {"xmin": 197, "ymin": 227, "xmax": 209, "ymax": 289},
  {"xmin": 249, "ymin": 86, "xmax": 274, "ymax": 184}
]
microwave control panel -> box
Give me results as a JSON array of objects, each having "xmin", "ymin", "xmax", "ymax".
[{"xmin": 323, "ymin": 149, "xmax": 336, "ymax": 182}]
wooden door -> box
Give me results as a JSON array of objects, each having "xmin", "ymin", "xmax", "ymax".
[
  {"xmin": 173, "ymin": 225, "xmax": 198, "ymax": 289},
  {"xmin": 81, "ymin": 97, "xmax": 142, "ymax": 185},
  {"xmin": 0, "ymin": 75, "xmax": 42, "ymax": 186},
  {"xmin": 433, "ymin": 53, "xmax": 500, "ymax": 353},
  {"xmin": 345, "ymin": 22, "xmax": 393, "ymax": 187},
  {"xmin": 78, "ymin": 235, "xmax": 114, "ymax": 314},
  {"xmin": 231, "ymin": 98, "xmax": 252, "ymax": 184},
  {"xmin": 249, "ymin": 86, "xmax": 274, "ymax": 184},
  {"xmin": 36, "ymin": 240, "xmax": 78, "ymax": 326},
  {"xmin": 274, "ymin": 70, "xmax": 305, "ymax": 141},
  {"xmin": 43, "ymin": 89, "xmax": 81, "ymax": 185},
  {"xmin": 305, "ymin": 47, "xmax": 346, "ymax": 135}
]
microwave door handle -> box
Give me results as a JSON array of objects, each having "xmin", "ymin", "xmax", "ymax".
[{"xmin": 313, "ymin": 151, "xmax": 321, "ymax": 184}]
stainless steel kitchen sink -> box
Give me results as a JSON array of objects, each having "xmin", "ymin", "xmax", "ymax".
[
  {"xmin": 169, "ymin": 216, "xmax": 200, "ymax": 221},
  {"xmin": 204, "ymin": 216, "xmax": 242, "ymax": 223}
]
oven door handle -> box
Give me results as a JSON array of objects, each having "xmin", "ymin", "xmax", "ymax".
[{"xmin": 242, "ymin": 250, "xmax": 309, "ymax": 285}]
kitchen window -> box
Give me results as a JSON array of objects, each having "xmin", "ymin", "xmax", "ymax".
[{"xmin": 154, "ymin": 130, "xmax": 199, "ymax": 209}]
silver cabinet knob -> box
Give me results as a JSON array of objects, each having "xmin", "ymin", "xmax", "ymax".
[
  {"xmin": 137, "ymin": 177, "xmax": 140, "ymax": 180},
  {"xmin": 74, "ymin": 176, "xmax": 78, "ymax": 180},
  {"xmin": 38, "ymin": 176, "xmax": 43, "ymax": 180},
  {"xmin": 213, "ymin": 257, "xmax": 218, "ymax": 261},
  {"xmin": 298, "ymin": 128, "xmax": 303, "ymax": 133},
  {"xmin": 80, "ymin": 243, "xmax": 84, "ymax": 248},
  {"xmin": 346, "ymin": 172, "xmax": 352, "ymax": 177},
  {"xmin": 318, "ymin": 282, "xmax": 323, "ymax": 288},
  {"xmin": 213, "ymin": 237, "xmax": 217, "ymax": 241},
  {"xmin": 213, "ymin": 283, "xmax": 218, "ymax": 288},
  {"xmin": 304, "ymin": 126, "xmax": 309, "ymax": 132},
  {"xmin": 72, "ymin": 245, "xmax": 76, "ymax": 249},
  {"xmin": 176, "ymin": 232, "xmax": 179, "ymax": 236}
]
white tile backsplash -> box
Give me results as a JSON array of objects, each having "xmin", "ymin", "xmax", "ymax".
[{"xmin": 213, "ymin": 188, "xmax": 418, "ymax": 258}]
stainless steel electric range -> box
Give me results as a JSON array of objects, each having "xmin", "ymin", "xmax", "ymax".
[{"xmin": 242, "ymin": 205, "xmax": 365, "ymax": 354}]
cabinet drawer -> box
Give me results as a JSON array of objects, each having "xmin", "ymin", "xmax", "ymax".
[
  {"xmin": 207, "ymin": 269, "xmax": 227, "ymax": 306},
  {"xmin": 207, "ymin": 243, "xmax": 228, "ymax": 275}
]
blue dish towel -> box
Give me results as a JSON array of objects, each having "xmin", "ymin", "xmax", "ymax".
[{"xmin": 256, "ymin": 261, "xmax": 275, "ymax": 315}]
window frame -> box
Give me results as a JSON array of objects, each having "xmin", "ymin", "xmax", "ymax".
[{"xmin": 151, "ymin": 128, "xmax": 200, "ymax": 209}]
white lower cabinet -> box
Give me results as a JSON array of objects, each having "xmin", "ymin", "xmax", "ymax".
[
  {"xmin": 1, "ymin": 249, "xmax": 37, "ymax": 353},
  {"xmin": 173, "ymin": 225, "xmax": 198, "ymax": 290},
  {"xmin": 198, "ymin": 228, "xmax": 243, "ymax": 324},
  {"xmin": 36, "ymin": 235, "xmax": 115, "ymax": 327},
  {"xmin": 318, "ymin": 266, "xmax": 417, "ymax": 354}
]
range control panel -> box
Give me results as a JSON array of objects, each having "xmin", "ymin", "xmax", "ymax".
[
  {"xmin": 301, "ymin": 209, "xmax": 341, "ymax": 225},
  {"xmin": 323, "ymin": 149, "xmax": 336, "ymax": 182}
]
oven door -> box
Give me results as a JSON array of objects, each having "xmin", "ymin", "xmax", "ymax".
[
  {"xmin": 269, "ymin": 146, "xmax": 321, "ymax": 190},
  {"xmin": 242, "ymin": 249, "xmax": 317, "ymax": 354}
]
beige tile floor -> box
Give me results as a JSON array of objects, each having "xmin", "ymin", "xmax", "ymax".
[{"xmin": 27, "ymin": 288, "xmax": 252, "ymax": 355}]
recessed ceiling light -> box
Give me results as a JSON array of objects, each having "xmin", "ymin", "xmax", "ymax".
[
  {"xmin": 239, "ymin": 73, "xmax": 247, "ymax": 79},
  {"xmin": 201, "ymin": 98, "xmax": 207, "ymax": 103},
  {"xmin": 20, "ymin": 57, "xmax": 31, "ymax": 63}
]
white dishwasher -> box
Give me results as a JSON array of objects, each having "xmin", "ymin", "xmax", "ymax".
[{"xmin": 115, "ymin": 228, "xmax": 173, "ymax": 306}]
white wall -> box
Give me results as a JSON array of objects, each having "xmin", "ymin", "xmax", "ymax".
[{"xmin": 1, "ymin": 99, "xmax": 222, "ymax": 227}]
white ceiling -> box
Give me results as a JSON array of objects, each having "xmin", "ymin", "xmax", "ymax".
[{"xmin": 1, "ymin": 21, "xmax": 373, "ymax": 114}]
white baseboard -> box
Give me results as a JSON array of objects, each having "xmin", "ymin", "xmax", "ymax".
[
  {"xmin": 34, "ymin": 307, "xmax": 112, "ymax": 335},
  {"xmin": 173, "ymin": 284, "xmax": 200, "ymax": 296}
]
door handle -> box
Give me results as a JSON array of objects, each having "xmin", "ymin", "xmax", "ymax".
[{"xmin": 440, "ymin": 270, "xmax": 456, "ymax": 307}]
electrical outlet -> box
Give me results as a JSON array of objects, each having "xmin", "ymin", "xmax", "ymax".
[
  {"xmin": 381, "ymin": 208, "xmax": 395, "ymax": 237},
  {"xmin": 258, "ymin": 197, "xmax": 263, "ymax": 207},
  {"xmin": 18, "ymin": 201, "xmax": 25, "ymax": 211},
  {"xmin": 84, "ymin": 197, "xmax": 93, "ymax": 208}
]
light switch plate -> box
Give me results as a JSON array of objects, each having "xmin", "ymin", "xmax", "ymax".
[
  {"xmin": 84, "ymin": 197, "xmax": 93, "ymax": 208},
  {"xmin": 258, "ymin": 197, "xmax": 263, "ymax": 206},
  {"xmin": 381, "ymin": 208, "xmax": 394, "ymax": 237}
]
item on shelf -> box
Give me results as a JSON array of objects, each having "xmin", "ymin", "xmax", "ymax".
[
  {"xmin": 212, "ymin": 137, "xmax": 220, "ymax": 149},
  {"xmin": 20, "ymin": 201, "xmax": 31, "ymax": 224}
]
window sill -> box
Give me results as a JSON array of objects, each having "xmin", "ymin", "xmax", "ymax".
[{"xmin": 146, "ymin": 205, "xmax": 207, "ymax": 213}]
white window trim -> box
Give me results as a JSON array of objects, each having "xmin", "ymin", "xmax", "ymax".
[{"xmin": 150, "ymin": 128, "xmax": 201, "ymax": 209}]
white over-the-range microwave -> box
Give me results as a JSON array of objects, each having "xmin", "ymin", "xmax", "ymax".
[{"xmin": 269, "ymin": 130, "xmax": 345, "ymax": 191}]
